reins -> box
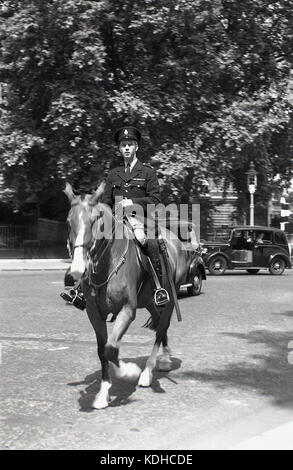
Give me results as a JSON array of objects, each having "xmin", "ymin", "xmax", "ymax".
[
  {"xmin": 88, "ymin": 235, "xmax": 129, "ymax": 289},
  {"xmin": 87, "ymin": 210, "xmax": 131, "ymax": 290}
]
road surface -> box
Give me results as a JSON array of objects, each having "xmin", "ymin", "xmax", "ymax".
[{"xmin": 1, "ymin": 268, "xmax": 293, "ymax": 450}]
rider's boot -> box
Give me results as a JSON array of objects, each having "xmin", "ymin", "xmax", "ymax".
[
  {"xmin": 64, "ymin": 267, "xmax": 75, "ymax": 288},
  {"xmin": 145, "ymin": 239, "xmax": 170, "ymax": 307},
  {"xmin": 60, "ymin": 283, "xmax": 86, "ymax": 310}
]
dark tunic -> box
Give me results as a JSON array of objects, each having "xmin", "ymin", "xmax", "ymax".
[{"xmin": 102, "ymin": 159, "xmax": 161, "ymax": 212}]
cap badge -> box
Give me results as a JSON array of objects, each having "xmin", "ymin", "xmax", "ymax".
[{"xmin": 124, "ymin": 129, "xmax": 128, "ymax": 136}]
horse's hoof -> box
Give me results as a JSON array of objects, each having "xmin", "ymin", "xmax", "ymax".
[
  {"xmin": 156, "ymin": 358, "xmax": 172, "ymax": 372},
  {"xmin": 92, "ymin": 395, "xmax": 110, "ymax": 410},
  {"xmin": 138, "ymin": 368, "xmax": 152, "ymax": 387}
]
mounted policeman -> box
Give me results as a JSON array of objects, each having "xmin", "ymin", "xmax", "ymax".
[
  {"xmin": 61, "ymin": 125, "xmax": 169, "ymax": 308},
  {"xmin": 102, "ymin": 125, "xmax": 169, "ymax": 306}
]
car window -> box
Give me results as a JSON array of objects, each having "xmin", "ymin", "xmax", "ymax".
[
  {"xmin": 165, "ymin": 219, "xmax": 199, "ymax": 248},
  {"xmin": 254, "ymin": 230, "xmax": 272, "ymax": 243},
  {"xmin": 274, "ymin": 231, "xmax": 287, "ymax": 245},
  {"xmin": 233, "ymin": 230, "xmax": 242, "ymax": 238},
  {"xmin": 230, "ymin": 230, "xmax": 251, "ymax": 249}
]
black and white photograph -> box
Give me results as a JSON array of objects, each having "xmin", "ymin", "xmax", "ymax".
[{"xmin": 0, "ymin": 0, "xmax": 293, "ymax": 453}]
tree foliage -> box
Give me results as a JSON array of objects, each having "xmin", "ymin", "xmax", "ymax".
[{"xmin": 0, "ymin": 0, "xmax": 292, "ymax": 219}]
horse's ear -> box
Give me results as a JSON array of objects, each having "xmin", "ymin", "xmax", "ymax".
[
  {"xmin": 64, "ymin": 182, "xmax": 75, "ymax": 202},
  {"xmin": 91, "ymin": 181, "xmax": 105, "ymax": 204}
]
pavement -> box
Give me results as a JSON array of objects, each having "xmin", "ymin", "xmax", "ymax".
[
  {"xmin": 1, "ymin": 258, "xmax": 293, "ymax": 450},
  {"xmin": 230, "ymin": 421, "xmax": 293, "ymax": 450},
  {"xmin": 0, "ymin": 258, "xmax": 70, "ymax": 271}
]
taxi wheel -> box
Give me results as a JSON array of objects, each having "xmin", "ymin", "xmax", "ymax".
[
  {"xmin": 246, "ymin": 269, "xmax": 260, "ymax": 274},
  {"xmin": 208, "ymin": 256, "xmax": 227, "ymax": 275},
  {"xmin": 187, "ymin": 270, "xmax": 203, "ymax": 296},
  {"xmin": 269, "ymin": 257, "xmax": 285, "ymax": 275}
]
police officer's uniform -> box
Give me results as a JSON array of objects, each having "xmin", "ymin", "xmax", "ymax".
[{"xmin": 102, "ymin": 159, "xmax": 161, "ymax": 213}]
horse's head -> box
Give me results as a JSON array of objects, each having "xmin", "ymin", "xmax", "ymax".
[{"xmin": 64, "ymin": 182, "xmax": 106, "ymax": 280}]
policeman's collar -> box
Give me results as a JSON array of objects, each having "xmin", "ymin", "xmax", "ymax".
[{"xmin": 124, "ymin": 156, "xmax": 138, "ymax": 170}]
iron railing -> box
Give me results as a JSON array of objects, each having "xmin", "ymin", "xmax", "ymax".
[{"xmin": 0, "ymin": 225, "xmax": 33, "ymax": 249}]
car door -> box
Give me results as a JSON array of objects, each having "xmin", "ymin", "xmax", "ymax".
[
  {"xmin": 230, "ymin": 229, "xmax": 253, "ymax": 266},
  {"xmin": 253, "ymin": 230, "xmax": 274, "ymax": 267}
]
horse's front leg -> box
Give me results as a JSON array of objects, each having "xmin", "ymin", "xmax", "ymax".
[
  {"xmin": 105, "ymin": 304, "xmax": 141, "ymax": 381},
  {"xmin": 83, "ymin": 284, "xmax": 111, "ymax": 409},
  {"xmin": 92, "ymin": 328, "xmax": 112, "ymax": 410}
]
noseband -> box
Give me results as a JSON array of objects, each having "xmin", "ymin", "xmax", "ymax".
[{"xmin": 66, "ymin": 235, "xmax": 93, "ymax": 259}]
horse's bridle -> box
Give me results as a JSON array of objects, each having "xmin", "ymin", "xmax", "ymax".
[
  {"xmin": 67, "ymin": 204, "xmax": 131, "ymax": 290},
  {"xmin": 67, "ymin": 237, "xmax": 92, "ymax": 259},
  {"xmin": 66, "ymin": 200, "xmax": 104, "ymax": 259}
]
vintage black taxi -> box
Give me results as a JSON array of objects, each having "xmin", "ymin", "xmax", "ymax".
[{"xmin": 201, "ymin": 225, "xmax": 292, "ymax": 275}]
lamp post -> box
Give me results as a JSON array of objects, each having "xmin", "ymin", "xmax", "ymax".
[{"xmin": 246, "ymin": 162, "xmax": 257, "ymax": 226}]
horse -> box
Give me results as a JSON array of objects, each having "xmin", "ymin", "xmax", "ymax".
[{"xmin": 64, "ymin": 182, "xmax": 193, "ymax": 409}]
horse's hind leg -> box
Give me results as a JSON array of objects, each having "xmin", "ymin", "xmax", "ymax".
[
  {"xmin": 105, "ymin": 304, "xmax": 141, "ymax": 381},
  {"xmin": 157, "ymin": 334, "xmax": 172, "ymax": 372},
  {"xmin": 138, "ymin": 303, "xmax": 173, "ymax": 387}
]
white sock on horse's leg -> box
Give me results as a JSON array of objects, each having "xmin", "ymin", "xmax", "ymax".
[
  {"xmin": 138, "ymin": 343, "xmax": 160, "ymax": 387},
  {"xmin": 92, "ymin": 380, "xmax": 112, "ymax": 409}
]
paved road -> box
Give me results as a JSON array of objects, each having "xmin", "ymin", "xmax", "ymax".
[{"xmin": 1, "ymin": 268, "xmax": 293, "ymax": 450}]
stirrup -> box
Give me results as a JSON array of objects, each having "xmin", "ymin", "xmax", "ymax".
[{"xmin": 154, "ymin": 288, "xmax": 170, "ymax": 306}]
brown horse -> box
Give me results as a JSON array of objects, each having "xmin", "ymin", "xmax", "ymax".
[{"xmin": 64, "ymin": 182, "xmax": 192, "ymax": 409}]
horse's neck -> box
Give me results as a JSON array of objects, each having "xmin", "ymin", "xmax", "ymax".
[{"xmin": 91, "ymin": 214, "xmax": 131, "ymax": 278}]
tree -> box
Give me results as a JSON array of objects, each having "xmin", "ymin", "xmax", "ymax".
[
  {"xmin": 0, "ymin": 0, "xmax": 292, "ymax": 222},
  {"xmin": 0, "ymin": 0, "xmax": 108, "ymax": 209},
  {"xmin": 151, "ymin": 0, "xmax": 293, "ymax": 217}
]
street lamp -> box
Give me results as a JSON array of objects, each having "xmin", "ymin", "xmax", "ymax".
[{"xmin": 246, "ymin": 161, "xmax": 257, "ymax": 226}]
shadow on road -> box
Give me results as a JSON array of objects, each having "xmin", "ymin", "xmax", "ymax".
[
  {"xmin": 181, "ymin": 312, "xmax": 293, "ymax": 409},
  {"xmin": 274, "ymin": 310, "xmax": 293, "ymax": 318},
  {"xmin": 67, "ymin": 355, "xmax": 182, "ymax": 411}
]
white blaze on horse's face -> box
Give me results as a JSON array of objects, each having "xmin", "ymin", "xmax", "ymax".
[
  {"xmin": 64, "ymin": 182, "xmax": 106, "ymax": 281},
  {"xmin": 69, "ymin": 203, "xmax": 92, "ymax": 280},
  {"xmin": 70, "ymin": 213, "xmax": 86, "ymax": 279}
]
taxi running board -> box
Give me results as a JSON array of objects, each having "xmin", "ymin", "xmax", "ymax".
[{"xmin": 180, "ymin": 283, "xmax": 193, "ymax": 289}]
